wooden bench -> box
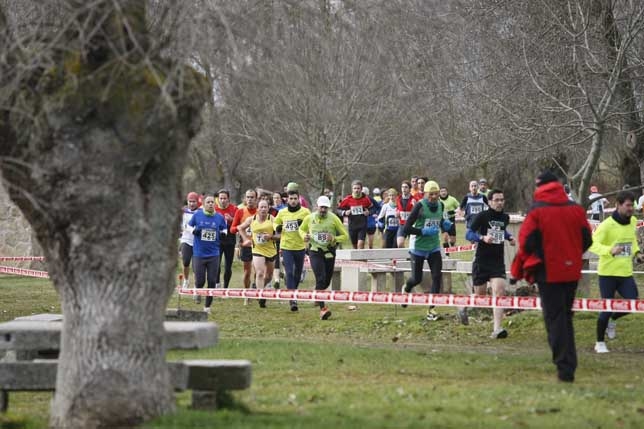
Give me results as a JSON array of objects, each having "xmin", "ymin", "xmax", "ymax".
[{"xmin": 0, "ymin": 315, "xmax": 250, "ymax": 411}]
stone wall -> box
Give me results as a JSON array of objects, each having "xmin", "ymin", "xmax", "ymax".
[{"xmin": 0, "ymin": 186, "xmax": 38, "ymax": 258}]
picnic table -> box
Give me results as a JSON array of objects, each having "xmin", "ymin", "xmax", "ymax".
[{"xmin": 0, "ymin": 314, "xmax": 251, "ymax": 411}]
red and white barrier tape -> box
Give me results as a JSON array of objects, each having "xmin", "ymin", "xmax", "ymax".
[
  {"xmin": 0, "ymin": 265, "xmax": 50, "ymax": 279},
  {"xmin": 0, "ymin": 256, "xmax": 45, "ymax": 262},
  {"xmin": 444, "ymin": 244, "xmax": 476, "ymax": 253},
  {"xmin": 177, "ymin": 287, "xmax": 644, "ymax": 313}
]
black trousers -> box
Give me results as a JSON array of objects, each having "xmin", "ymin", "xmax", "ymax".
[
  {"xmin": 538, "ymin": 281, "xmax": 578, "ymax": 381},
  {"xmin": 309, "ymin": 249, "xmax": 336, "ymax": 308},
  {"xmin": 217, "ymin": 242, "xmax": 236, "ymax": 288},
  {"xmin": 193, "ymin": 255, "xmax": 220, "ymax": 308},
  {"xmin": 406, "ymin": 251, "xmax": 442, "ymax": 294}
]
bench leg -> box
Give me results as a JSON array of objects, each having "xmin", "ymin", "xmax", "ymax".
[
  {"xmin": 0, "ymin": 390, "xmax": 7, "ymax": 413},
  {"xmin": 191, "ymin": 389, "xmax": 217, "ymax": 410},
  {"xmin": 370, "ymin": 273, "xmax": 387, "ymax": 292},
  {"xmin": 442, "ymin": 272, "xmax": 452, "ymax": 294},
  {"xmin": 391, "ymin": 272, "xmax": 405, "ymax": 292},
  {"xmin": 331, "ymin": 270, "xmax": 342, "ymax": 291}
]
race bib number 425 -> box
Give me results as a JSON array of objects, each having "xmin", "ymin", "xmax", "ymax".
[{"xmin": 202, "ymin": 229, "xmax": 217, "ymax": 241}]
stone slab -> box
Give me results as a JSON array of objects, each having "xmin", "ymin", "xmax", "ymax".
[
  {"xmin": 179, "ymin": 359, "xmax": 252, "ymax": 391},
  {"xmin": 0, "ymin": 320, "xmax": 219, "ymax": 351},
  {"xmin": 336, "ymin": 248, "xmax": 410, "ymax": 261},
  {"xmin": 165, "ymin": 309, "xmax": 208, "ymax": 322}
]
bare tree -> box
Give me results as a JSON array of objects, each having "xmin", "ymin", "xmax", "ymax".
[{"xmin": 0, "ymin": 1, "xmax": 207, "ymax": 427}]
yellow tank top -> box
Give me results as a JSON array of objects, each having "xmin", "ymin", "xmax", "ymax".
[{"xmin": 250, "ymin": 215, "xmax": 277, "ymax": 258}]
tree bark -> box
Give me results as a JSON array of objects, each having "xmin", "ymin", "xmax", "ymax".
[{"xmin": 0, "ymin": 2, "xmax": 207, "ymax": 427}]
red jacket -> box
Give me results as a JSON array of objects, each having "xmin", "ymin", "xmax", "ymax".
[{"xmin": 512, "ymin": 181, "xmax": 592, "ymax": 283}]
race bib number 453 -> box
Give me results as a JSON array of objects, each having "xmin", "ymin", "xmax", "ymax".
[{"xmin": 284, "ymin": 220, "xmax": 299, "ymax": 232}]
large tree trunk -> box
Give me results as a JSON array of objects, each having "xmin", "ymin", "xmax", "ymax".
[
  {"xmin": 0, "ymin": 2, "xmax": 207, "ymax": 427},
  {"xmin": 596, "ymin": 0, "xmax": 644, "ymax": 187}
]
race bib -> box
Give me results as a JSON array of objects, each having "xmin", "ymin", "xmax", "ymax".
[
  {"xmin": 470, "ymin": 205, "xmax": 483, "ymax": 215},
  {"xmin": 387, "ymin": 217, "xmax": 399, "ymax": 228},
  {"xmin": 245, "ymin": 227, "xmax": 251, "ymax": 236},
  {"xmin": 616, "ymin": 242, "xmax": 632, "ymax": 257},
  {"xmin": 350, "ymin": 206, "xmax": 364, "ymax": 215},
  {"xmin": 284, "ymin": 220, "xmax": 299, "ymax": 232},
  {"xmin": 400, "ymin": 211, "xmax": 410, "ymax": 221},
  {"xmin": 313, "ymin": 232, "xmax": 330, "ymax": 244},
  {"xmin": 202, "ymin": 229, "xmax": 217, "ymax": 242},
  {"xmin": 424, "ymin": 219, "xmax": 440, "ymax": 228},
  {"xmin": 256, "ymin": 233, "xmax": 268, "ymax": 244},
  {"xmin": 489, "ymin": 229, "xmax": 504, "ymax": 244}
]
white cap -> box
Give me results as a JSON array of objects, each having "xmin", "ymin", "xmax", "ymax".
[
  {"xmin": 373, "ymin": 187, "xmax": 381, "ymax": 194},
  {"xmin": 362, "ymin": 186, "xmax": 370, "ymax": 195},
  {"xmin": 317, "ymin": 196, "xmax": 331, "ymax": 207}
]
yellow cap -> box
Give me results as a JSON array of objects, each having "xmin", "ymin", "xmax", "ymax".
[{"xmin": 424, "ymin": 181, "xmax": 440, "ymax": 193}]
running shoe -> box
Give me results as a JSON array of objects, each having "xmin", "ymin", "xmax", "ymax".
[
  {"xmin": 203, "ymin": 306, "xmax": 211, "ymax": 314},
  {"xmin": 259, "ymin": 299, "xmax": 267, "ymax": 308},
  {"xmin": 490, "ymin": 328, "xmax": 508, "ymax": 339},
  {"xmin": 606, "ymin": 320, "xmax": 616, "ymax": 340},
  {"xmin": 426, "ymin": 310, "xmax": 440, "ymax": 321},
  {"xmin": 320, "ymin": 307, "xmax": 332, "ymax": 320},
  {"xmin": 290, "ymin": 301, "xmax": 298, "ymax": 312},
  {"xmin": 594, "ymin": 341, "xmax": 609, "ymax": 353}
]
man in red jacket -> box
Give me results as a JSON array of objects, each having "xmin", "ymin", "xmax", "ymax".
[{"xmin": 511, "ymin": 171, "xmax": 592, "ymax": 383}]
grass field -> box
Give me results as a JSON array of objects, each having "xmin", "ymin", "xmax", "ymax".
[{"xmin": 1, "ymin": 250, "xmax": 644, "ymax": 428}]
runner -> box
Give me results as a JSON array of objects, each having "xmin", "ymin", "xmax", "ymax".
[
  {"xmin": 439, "ymin": 186, "xmax": 460, "ymax": 253},
  {"xmin": 589, "ymin": 191, "xmax": 644, "ymax": 353},
  {"xmin": 336, "ymin": 180, "xmax": 373, "ymax": 249},
  {"xmin": 459, "ymin": 180, "xmax": 489, "ymax": 231},
  {"xmin": 274, "ymin": 190, "xmax": 311, "ymax": 312},
  {"xmin": 478, "ymin": 178, "xmax": 490, "ymax": 197},
  {"xmin": 401, "ymin": 181, "xmax": 453, "ymax": 321},
  {"xmin": 215, "ymin": 189, "xmax": 237, "ymax": 289},
  {"xmin": 238, "ymin": 199, "xmax": 278, "ymax": 308},
  {"xmin": 589, "ymin": 185, "xmax": 609, "ymax": 221},
  {"xmin": 230, "ymin": 189, "xmax": 259, "ymax": 294},
  {"xmin": 180, "ymin": 192, "xmax": 199, "ymax": 291},
  {"xmin": 465, "ymin": 189, "xmax": 516, "ymax": 337},
  {"xmin": 269, "ymin": 191, "xmax": 285, "ymax": 287},
  {"xmin": 396, "ymin": 180, "xmax": 415, "ymax": 248},
  {"xmin": 410, "ymin": 176, "xmax": 419, "ymax": 198},
  {"xmin": 414, "ymin": 177, "xmax": 427, "ymax": 202},
  {"xmin": 300, "ymin": 196, "xmax": 349, "ymax": 320},
  {"xmin": 362, "ymin": 186, "xmax": 381, "ymax": 249},
  {"xmin": 378, "ymin": 188, "xmax": 399, "ymax": 249},
  {"xmin": 188, "ymin": 194, "xmax": 228, "ymax": 314}
]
